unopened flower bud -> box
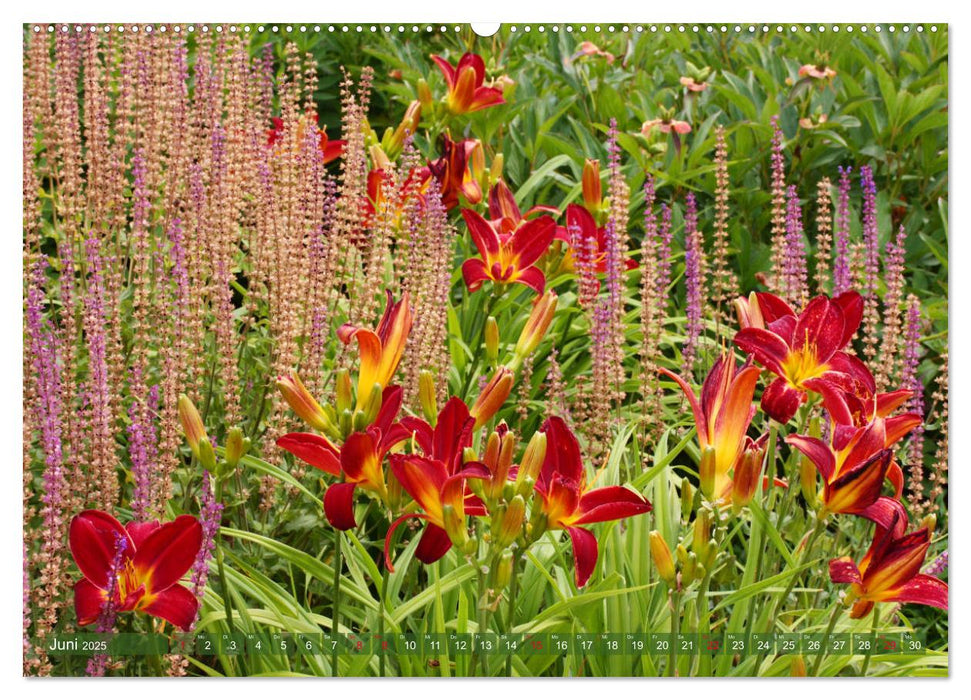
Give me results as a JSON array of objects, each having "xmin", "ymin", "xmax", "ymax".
[
  {"xmin": 734, "ymin": 292, "xmax": 765, "ymax": 331},
  {"xmin": 494, "ymin": 495, "xmax": 526, "ymax": 548},
  {"xmin": 921, "ymin": 514, "xmax": 937, "ymax": 536},
  {"xmin": 384, "ymin": 100, "xmax": 421, "ymax": 158},
  {"xmin": 278, "ymin": 373, "xmax": 333, "ymax": 434},
  {"xmin": 513, "ymin": 291, "xmax": 558, "ymax": 365},
  {"xmin": 491, "ymin": 549, "xmax": 514, "ymax": 590},
  {"xmin": 582, "ymin": 159, "xmax": 602, "ymax": 214},
  {"xmin": 515, "ymin": 431, "xmax": 547, "ymax": 495},
  {"xmin": 356, "ymin": 383, "xmax": 384, "ymax": 431},
  {"xmin": 418, "ymin": 370, "xmax": 438, "ymax": 425},
  {"xmin": 650, "ymin": 531, "xmax": 677, "ymax": 587},
  {"xmin": 733, "ymin": 438, "xmax": 767, "ymax": 511},
  {"xmin": 417, "ymin": 79, "xmax": 433, "ymax": 112},
  {"xmin": 790, "ymin": 655, "xmax": 807, "ymax": 677},
  {"xmin": 442, "ymin": 504, "xmax": 469, "ymax": 551},
  {"xmin": 485, "ymin": 316, "xmax": 500, "ymax": 365},
  {"xmin": 178, "ymin": 394, "xmax": 207, "ymax": 460},
  {"xmin": 680, "ymin": 478, "xmax": 695, "ymax": 521},
  {"xmin": 693, "ymin": 510, "xmax": 712, "ymax": 559},
  {"xmin": 336, "ymin": 369, "xmax": 353, "ymax": 414},
  {"xmin": 224, "ymin": 427, "xmax": 248, "ymax": 472},
  {"xmin": 198, "ymin": 436, "xmax": 217, "ymax": 473},
  {"xmin": 470, "ymin": 367, "xmax": 513, "ymax": 430},
  {"xmin": 489, "ymin": 153, "xmax": 504, "ymax": 185}
]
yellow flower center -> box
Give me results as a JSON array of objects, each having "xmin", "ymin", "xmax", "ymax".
[{"xmin": 782, "ymin": 346, "xmax": 827, "ymax": 389}]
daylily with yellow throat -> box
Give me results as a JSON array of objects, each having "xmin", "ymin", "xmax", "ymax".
[
  {"xmin": 461, "ymin": 207, "xmax": 556, "ymax": 295},
  {"xmin": 431, "ymin": 52, "xmax": 505, "ymax": 115},
  {"xmin": 734, "ymin": 291, "xmax": 867, "ymax": 424}
]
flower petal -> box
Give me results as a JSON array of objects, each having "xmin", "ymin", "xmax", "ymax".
[
  {"xmin": 340, "ymin": 430, "xmax": 380, "ymax": 484},
  {"xmin": 430, "ymin": 54, "xmax": 456, "ymax": 89},
  {"xmin": 760, "ymin": 377, "xmax": 805, "ymax": 424},
  {"xmin": 141, "ymin": 584, "xmax": 199, "ymax": 631},
  {"xmin": 514, "ymin": 266, "xmax": 546, "ymax": 295},
  {"xmin": 433, "ymin": 397, "xmax": 474, "ymax": 471},
  {"xmin": 538, "ymin": 417, "xmax": 584, "ymax": 489},
  {"xmin": 829, "ymin": 557, "xmax": 862, "ymax": 584},
  {"xmin": 833, "ymin": 291, "xmax": 863, "ymax": 346},
  {"xmin": 462, "ymin": 258, "xmax": 491, "ymax": 292},
  {"xmin": 133, "ymin": 515, "xmax": 202, "ymax": 593},
  {"xmin": 468, "ymin": 87, "xmax": 505, "ymax": 112},
  {"xmin": 734, "ymin": 328, "xmax": 790, "ymax": 376},
  {"xmin": 277, "ymin": 432, "xmax": 341, "ymax": 477},
  {"xmin": 69, "ymin": 510, "xmax": 135, "ymax": 590},
  {"xmin": 786, "ymin": 434, "xmax": 837, "ymax": 482},
  {"xmin": 390, "ymin": 455, "xmax": 448, "ymax": 523},
  {"xmin": 793, "ymin": 296, "xmax": 844, "ymax": 361},
  {"xmin": 126, "ymin": 520, "xmax": 161, "ymax": 551},
  {"xmin": 566, "ymin": 526, "xmax": 599, "ymax": 588},
  {"xmin": 508, "ymin": 215, "xmax": 556, "ymax": 269},
  {"xmin": 887, "ymin": 574, "xmax": 948, "ymax": 610},
  {"xmin": 416, "ymin": 523, "xmax": 454, "ymax": 565},
  {"xmin": 324, "ymin": 482, "xmax": 358, "ymax": 530},
  {"xmin": 462, "ymin": 208, "xmax": 501, "ymax": 260},
  {"xmin": 74, "ymin": 578, "xmax": 108, "ymax": 626},
  {"xmin": 574, "ymin": 486, "xmax": 652, "ymax": 525}
]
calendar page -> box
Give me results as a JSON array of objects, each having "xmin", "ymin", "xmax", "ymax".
[{"xmin": 22, "ymin": 21, "xmax": 948, "ymax": 679}]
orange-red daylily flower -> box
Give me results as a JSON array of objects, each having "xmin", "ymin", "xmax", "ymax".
[
  {"xmin": 830, "ymin": 509, "xmax": 947, "ymax": 619},
  {"xmin": 431, "ymin": 52, "xmax": 505, "ymax": 114},
  {"xmin": 338, "ymin": 290, "xmax": 413, "ymax": 411},
  {"xmin": 554, "ymin": 203, "xmax": 638, "ymax": 278},
  {"xmin": 534, "ymin": 417, "xmax": 651, "ymax": 587},
  {"xmin": 267, "ymin": 115, "xmax": 345, "ymax": 164},
  {"xmin": 734, "ymin": 291, "xmax": 868, "ymax": 424},
  {"xmin": 428, "ymin": 135, "xmax": 484, "ymax": 210},
  {"xmin": 461, "ymin": 207, "xmax": 556, "ymax": 295},
  {"xmin": 277, "ymin": 386, "xmax": 409, "ymax": 530},
  {"xmin": 70, "ymin": 511, "xmax": 202, "ymax": 631},
  {"xmin": 581, "ymin": 159, "xmax": 603, "ymax": 215},
  {"xmin": 384, "ymin": 455, "xmax": 489, "ymax": 570},
  {"xmin": 487, "ymin": 178, "xmax": 559, "ymax": 236},
  {"xmin": 659, "ymin": 354, "xmax": 765, "ymax": 503}
]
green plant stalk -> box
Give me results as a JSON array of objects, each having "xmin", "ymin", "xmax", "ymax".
[
  {"xmin": 504, "ymin": 553, "xmax": 520, "ymax": 677},
  {"xmin": 812, "ymin": 602, "xmax": 843, "ymax": 676},
  {"xmin": 860, "ymin": 604, "xmax": 881, "ymax": 677},
  {"xmin": 379, "ymin": 563, "xmax": 390, "ymax": 677},
  {"xmin": 461, "ymin": 289, "xmax": 500, "ymax": 398},
  {"xmin": 213, "ymin": 481, "xmax": 236, "ymax": 637},
  {"xmin": 668, "ymin": 586, "xmax": 680, "ymax": 677},
  {"xmin": 772, "ymin": 515, "xmax": 826, "ymax": 626},
  {"xmin": 331, "ymin": 528, "xmax": 342, "ymax": 677}
]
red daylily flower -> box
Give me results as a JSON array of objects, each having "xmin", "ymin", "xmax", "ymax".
[
  {"xmin": 70, "ymin": 511, "xmax": 202, "ymax": 631},
  {"xmin": 431, "ymin": 52, "xmax": 505, "ymax": 114},
  {"xmin": 659, "ymin": 354, "xmax": 766, "ymax": 503},
  {"xmin": 428, "ymin": 135, "xmax": 484, "ymax": 210},
  {"xmin": 734, "ymin": 291, "xmax": 867, "ymax": 424},
  {"xmin": 399, "ymin": 396, "xmax": 477, "ymax": 475},
  {"xmin": 384, "ymin": 455, "xmax": 490, "ymax": 570},
  {"xmin": 277, "ymin": 386, "xmax": 408, "ymax": 530},
  {"xmin": 487, "ymin": 178, "xmax": 559, "ymax": 236},
  {"xmin": 641, "ymin": 118, "xmax": 692, "ymax": 136},
  {"xmin": 461, "ymin": 207, "xmax": 556, "ymax": 295},
  {"xmin": 534, "ymin": 417, "xmax": 652, "ymax": 587},
  {"xmin": 830, "ymin": 509, "xmax": 947, "ymax": 619},
  {"xmin": 554, "ymin": 203, "xmax": 638, "ymax": 278},
  {"xmin": 338, "ymin": 290, "xmax": 414, "ymax": 411}
]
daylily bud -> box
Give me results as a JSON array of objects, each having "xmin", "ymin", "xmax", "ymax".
[
  {"xmin": 699, "ymin": 446, "xmax": 717, "ymax": 501},
  {"xmin": 490, "ymin": 153, "xmax": 504, "ymax": 185},
  {"xmin": 417, "ymin": 79, "xmax": 433, "ymax": 112},
  {"xmin": 356, "ymin": 383, "xmax": 384, "ymax": 431},
  {"xmin": 278, "ymin": 373, "xmax": 333, "ymax": 434},
  {"xmin": 921, "ymin": 514, "xmax": 937, "ymax": 536},
  {"xmin": 582, "ymin": 159, "xmax": 602, "ymax": 214},
  {"xmin": 339, "ymin": 408, "xmax": 354, "ymax": 438},
  {"xmin": 178, "ymin": 394, "xmax": 207, "ymax": 459},
  {"xmin": 470, "ymin": 367, "xmax": 514, "ymax": 430},
  {"xmin": 384, "ymin": 100, "xmax": 421, "ymax": 158},
  {"xmin": 732, "ymin": 439, "xmax": 767, "ymax": 511},
  {"xmin": 513, "ymin": 291, "xmax": 558, "ymax": 364},
  {"xmin": 650, "ymin": 531, "xmax": 677, "ymax": 587},
  {"xmin": 442, "ymin": 503, "xmax": 470, "ymax": 551},
  {"xmin": 682, "ymin": 551, "xmax": 699, "ymax": 584},
  {"xmin": 491, "ymin": 549, "xmax": 514, "ymax": 590},
  {"xmin": 799, "ymin": 453, "xmax": 818, "ymax": 508},
  {"xmin": 418, "ymin": 370, "xmax": 438, "ymax": 425},
  {"xmin": 370, "ymin": 144, "xmax": 392, "ymax": 171},
  {"xmin": 680, "ymin": 478, "xmax": 695, "ymax": 521},
  {"xmin": 386, "ymin": 469, "xmax": 404, "ymax": 512},
  {"xmin": 734, "ymin": 292, "xmax": 765, "ymax": 331},
  {"xmin": 485, "ymin": 316, "xmax": 500, "ymax": 365},
  {"xmin": 528, "ymin": 509, "xmax": 548, "ymax": 542},
  {"xmin": 494, "ymin": 495, "xmax": 526, "ymax": 548},
  {"xmin": 468, "ymin": 140, "xmax": 486, "ymax": 190},
  {"xmin": 336, "ymin": 369, "xmax": 353, "ymax": 414},
  {"xmin": 693, "ymin": 510, "xmax": 712, "ymax": 560},
  {"xmin": 224, "ymin": 427, "xmax": 248, "ymax": 472},
  {"xmin": 198, "ymin": 436, "xmax": 217, "ymax": 473},
  {"xmin": 515, "ymin": 431, "xmax": 547, "ymax": 495}
]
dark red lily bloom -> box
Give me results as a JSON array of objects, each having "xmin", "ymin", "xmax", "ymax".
[
  {"xmin": 733, "ymin": 291, "xmax": 867, "ymax": 424},
  {"xmin": 830, "ymin": 509, "xmax": 947, "ymax": 619},
  {"xmin": 384, "ymin": 455, "xmax": 490, "ymax": 570},
  {"xmin": 399, "ymin": 396, "xmax": 477, "ymax": 475},
  {"xmin": 430, "ymin": 52, "xmax": 505, "ymax": 114},
  {"xmin": 266, "ymin": 114, "xmax": 345, "ymax": 164},
  {"xmin": 534, "ymin": 417, "xmax": 652, "ymax": 587},
  {"xmin": 70, "ymin": 511, "xmax": 202, "ymax": 631},
  {"xmin": 461, "ymin": 207, "xmax": 556, "ymax": 295},
  {"xmin": 277, "ymin": 385, "xmax": 409, "ymax": 530},
  {"xmin": 554, "ymin": 203, "xmax": 637, "ymax": 281},
  {"xmin": 428, "ymin": 135, "xmax": 484, "ymax": 210},
  {"xmin": 487, "ymin": 178, "xmax": 559, "ymax": 236}
]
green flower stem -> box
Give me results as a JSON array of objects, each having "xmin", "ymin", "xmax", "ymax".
[
  {"xmin": 668, "ymin": 586, "xmax": 681, "ymax": 677},
  {"xmin": 331, "ymin": 528, "xmax": 342, "ymax": 677},
  {"xmin": 772, "ymin": 515, "xmax": 827, "ymax": 626},
  {"xmin": 213, "ymin": 480, "xmax": 236, "ymax": 636},
  {"xmin": 504, "ymin": 553, "xmax": 520, "ymax": 677},
  {"xmin": 461, "ymin": 289, "xmax": 501, "ymax": 398},
  {"xmin": 812, "ymin": 602, "xmax": 843, "ymax": 676},
  {"xmin": 860, "ymin": 604, "xmax": 881, "ymax": 676}
]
